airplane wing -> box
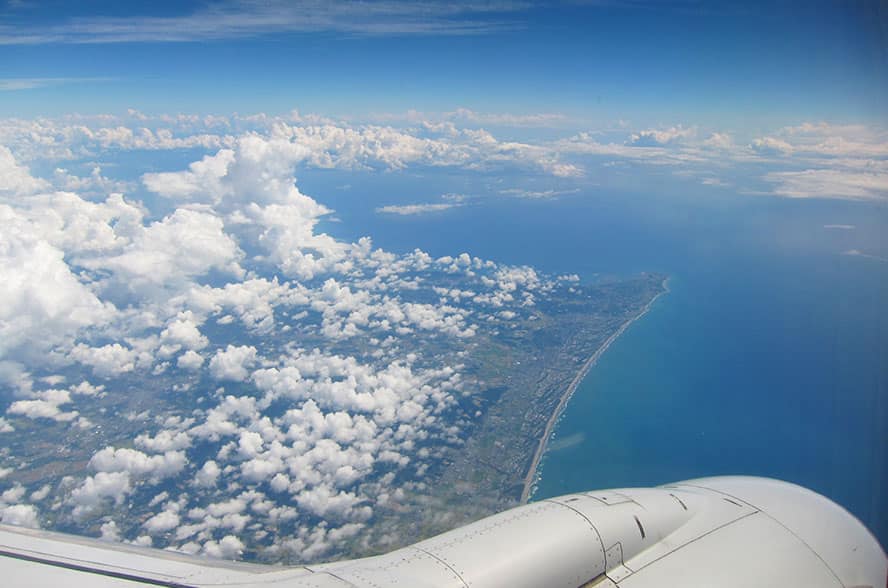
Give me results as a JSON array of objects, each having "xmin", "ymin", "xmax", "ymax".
[{"xmin": 2, "ymin": 476, "xmax": 885, "ymax": 587}]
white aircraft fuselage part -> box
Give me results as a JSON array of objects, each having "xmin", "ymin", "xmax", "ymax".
[{"xmin": 1, "ymin": 476, "xmax": 885, "ymax": 587}]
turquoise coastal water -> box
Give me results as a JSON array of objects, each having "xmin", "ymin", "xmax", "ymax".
[{"xmin": 304, "ymin": 170, "xmax": 888, "ymax": 546}]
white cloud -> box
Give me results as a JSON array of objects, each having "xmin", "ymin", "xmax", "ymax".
[
  {"xmin": 1, "ymin": 484, "xmax": 26, "ymax": 503},
  {"xmin": 629, "ymin": 126, "xmax": 695, "ymax": 147},
  {"xmin": 143, "ymin": 509, "xmax": 180, "ymax": 535},
  {"xmin": 30, "ymin": 485, "xmax": 51, "ymax": 502},
  {"xmin": 70, "ymin": 471, "xmax": 133, "ymax": 516},
  {"xmin": 0, "ymin": 361, "xmax": 32, "ymax": 396},
  {"xmin": 764, "ymin": 169, "xmax": 888, "ymax": 200},
  {"xmin": 209, "ymin": 345, "xmax": 258, "ymax": 381},
  {"xmin": 0, "ymin": 205, "xmax": 116, "ymax": 359},
  {"xmin": 0, "ymin": 146, "xmax": 50, "ymax": 195},
  {"xmin": 376, "ymin": 202, "xmax": 461, "ymax": 215},
  {"xmin": 774, "ymin": 122, "xmax": 888, "ymax": 158},
  {"xmin": 89, "ymin": 447, "xmax": 187, "ymax": 480},
  {"xmin": 842, "ymin": 249, "xmax": 888, "ymax": 263},
  {"xmin": 99, "ymin": 520, "xmax": 121, "ymax": 542},
  {"xmin": 194, "ymin": 461, "xmax": 221, "ymax": 488},
  {"xmin": 143, "ymin": 135, "xmax": 347, "ymax": 280},
  {"xmin": 7, "ymin": 389, "xmax": 79, "ymax": 422},
  {"xmin": 0, "ymin": 2, "xmax": 524, "ymax": 45},
  {"xmin": 443, "ymin": 108, "xmax": 567, "ymax": 127},
  {"xmin": 703, "ymin": 132, "xmax": 734, "ymax": 150},
  {"xmin": 498, "ymin": 188, "xmax": 579, "ymax": 199},
  {"xmin": 141, "ymin": 149, "xmax": 238, "ymax": 203},
  {"xmin": 751, "ymin": 136, "xmax": 794, "ymax": 156},
  {"xmin": 158, "ymin": 312, "xmax": 209, "ymax": 357},
  {"xmin": 52, "ymin": 165, "xmax": 132, "ymax": 195},
  {"xmin": 90, "ymin": 208, "xmax": 245, "ymax": 291},
  {"xmin": 184, "ymin": 278, "xmax": 300, "ymax": 333},
  {"xmin": 0, "ymin": 78, "xmax": 107, "ymax": 91},
  {"xmin": 69, "ymin": 343, "xmax": 140, "ymax": 377},
  {"xmin": 136, "ymin": 430, "xmax": 192, "ymax": 452},
  {"xmin": 177, "ymin": 350, "xmax": 205, "ymax": 371},
  {"xmin": 0, "ymin": 504, "xmax": 40, "ymax": 528},
  {"xmin": 201, "ymin": 535, "xmax": 244, "ymax": 560},
  {"xmin": 294, "ymin": 486, "xmax": 366, "ymax": 520}
]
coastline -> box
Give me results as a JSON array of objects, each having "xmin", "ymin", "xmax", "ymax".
[{"xmin": 519, "ymin": 277, "xmax": 671, "ymax": 503}]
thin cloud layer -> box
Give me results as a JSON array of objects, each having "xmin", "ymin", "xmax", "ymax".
[
  {"xmin": 0, "ymin": 1, "xmax": 529, "ymax": 45},
  {"xmin": 376, "ymin": 203, "xmax": 462, "ymax": 215}
]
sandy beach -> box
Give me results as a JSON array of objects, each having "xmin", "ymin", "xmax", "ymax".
[{"xmin": 520, "ymin": 277, "xmax": 670, "ymax": 503}]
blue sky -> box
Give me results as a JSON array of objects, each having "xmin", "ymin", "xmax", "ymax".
[{"xmin": 1, "ymin": 0, "xmax": 886, "ymax": 125}]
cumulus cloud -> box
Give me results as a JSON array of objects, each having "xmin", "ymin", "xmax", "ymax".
[
  {"xmin": 0, "ymin": 206, "xmax": 116, "ymax": 359},
  {"xmin": 0, "ymin": 146, "xmax": 50, "ymax": 195},
  {"xmin": 7, "ymin": 389, "xmax": 79, "ymax": 422},
  {"xmin": 159, "ymin": 312, "xmax": 209, "ymax": 358},
  {"xmin": 136, "ymin": 430, "xmax": 192, "ymax": 453},
  {"xmin": 209, "ymin": 345, "xmax": 258, "ymax": 381},
  {"xmin": 194, "ymin": 460, "xmax": 221, "ymax": 488},
  {"xmin": 751, "ymin": 136, "xmax": 794, "ymax": 156},
  {"xmin": 90, "ymin": 208, "xmax": 244, "ymax": 290},
  {"xmin": 52, "ymin": 165, "xmax": 132, "ymax": 195},
  {"xmin": 628, "ymin": 126, "xmax": 695, "ymax": 147},
  {"xmin": 177, "ymin": 350, "xmax": 205, "ymax": 371},
  {"xmin": 703, "ymin": 132, "xmax": 734, "ymax": 150},
  {"xmin": 143, "ymin": 135, "xmax": 348, "ymax": 280},
  {"xmin": 185, "ymin": 278, "xmax": 301, "ymax": 333},
  {"xmin": 99, "ymin": 520, "xmax": 121, "ymax": 542},
  {"xmin": 201, "ymin": 535, "xmax": 245, "ymax": 559},
  {"xmin": 143, "ymin": 509, "xmax": 181, "ymax": 535},
  {"xmin": 89, "ymin": 447, "xmax": 187, "ymax": 480},
  {"xmin": 68, "ymin": 343, "xmax": 142, "ymax": 377},
  {"xmin": 70, "ymin": 471, "xmax": 133, "ymax": 517},
  {"xmin": 0, "ymin": 504, "xmax": 40, "ymax": 528}
]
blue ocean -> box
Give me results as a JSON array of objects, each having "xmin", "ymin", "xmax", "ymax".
[{"xmin": 302, "ymin": 168, "xmax": 888, "ymax": 546}]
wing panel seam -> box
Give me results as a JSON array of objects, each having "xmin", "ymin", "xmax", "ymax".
[{"xmin": 408, "ymin": 546, "xmax": 470, "ymax": 588}]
